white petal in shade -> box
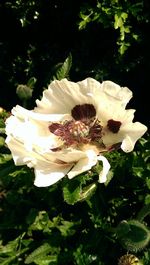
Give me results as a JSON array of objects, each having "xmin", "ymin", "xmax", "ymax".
[
  {"xmin": 12, "ymin": 105, "xmax": 70, "ymax": 122},
  {"xmin": 34, "ymin": 162, "xmax": 73, "ymax": 187},
  {"xmin": 5, "ymin": 136, "xmax": 34, "ymax": 166},
  {"xmin": 67, "ymin": 150, "xmax": 98, "ymax": 179},
  {"xmin": 42, "ymin": 148, "xmax": 87, "ymax": 164},
  {"xmin": 121, "ymin": 136, "xmax": 134, "ymax": 153},
  {"xmin": 5, "ymin": 136, "xmax": 49, "ymax": 168},
  {"xmin": 102, "ymin": 81, "xmax": 132, "ymax": 107},
  {"xmin": 97, "ymin": 155, "xmax": 110, "ymax": 183},
  {"xmin": 121, "ymin": 122, "xmax": 147, "ymax": 152}
]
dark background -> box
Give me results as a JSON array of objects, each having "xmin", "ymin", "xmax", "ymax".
[{"xmin": 0, "ymin": 0, "xmax": 149, "ymax": 127}]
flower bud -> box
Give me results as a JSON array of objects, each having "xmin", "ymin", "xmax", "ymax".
[{"xmin": 16, "ymin": 84, "xmax": 33, "ymax": 100}]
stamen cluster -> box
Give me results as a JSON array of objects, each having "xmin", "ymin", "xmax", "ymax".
[{"xmin": 49, "ymin": 118, "xmax": 102, "ymax": 148}]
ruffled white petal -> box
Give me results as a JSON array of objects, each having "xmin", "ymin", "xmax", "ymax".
[
  {"xmin": 97, "ymin": 155, "xmax": 110, "ymax": 183},
  {"xmin": 121, "ymin": 122, "xmax": 147, "ymax": 152},
  {"xmin": 34, "ymin": 162, "xmax": 72, "ymax": 187},
  {"xmin": 5, "ymin": 113, "xmax": 62, "ymax": 153},
  {"xmin": 5, "ymin": 137, "xmax": 37, "ymax": 167},
  {"xmin": 68, "ymin": 149, "xmax": 98, "ymax": 179},
  {"xmin": 96, "ymin": 81, "xmax": 133, "ymax": 124},
  {"xmin": 41, "ymin": 148, "xmax": 87, "ymax": 164},
  {"xmin": 12, "ymin": 105, "xmax": 70, "ymax": 122},
  {"xmin": 101, "ymin": 81, "xmax": 132, "ymax": 107},
  {"xmin": 35, "ymin": 79, "xmax": 91, "ymax": 114},
  {"xmin": 102, "ymin": 107, "xmax": 147, "ymax": 152}
]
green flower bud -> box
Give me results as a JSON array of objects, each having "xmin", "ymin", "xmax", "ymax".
[
  {"xmin": 117, "ymin": 220, "xmax": 150, "ymax": 252},
  {"xmin": 16, "ymin": 84, "xmax": 33, "ymax": 100}
]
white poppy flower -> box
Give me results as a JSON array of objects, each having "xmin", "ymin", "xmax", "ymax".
[{"xmin": 5, "ymin": 78, "xmax": 147, "ymax": 187}]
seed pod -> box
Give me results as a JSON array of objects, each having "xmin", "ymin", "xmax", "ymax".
[{"xmin": 118, "ymin": 254, "xmax": 142, "ymax": 265}]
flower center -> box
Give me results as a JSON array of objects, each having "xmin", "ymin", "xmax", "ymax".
[
  {"xmin": 49, "ymin": 119, "xmax": 102, "ymax": 147},
  {"xmin": 48, "ymin": 104, "xmax": 122, "ymax": 152},
  {"xmin": 69, "ymin": 121, "xmax": 89, "ymax": 138},
  {"xmin": 49, "ymin": 104, "xmax": 103, "ymax": 148}
]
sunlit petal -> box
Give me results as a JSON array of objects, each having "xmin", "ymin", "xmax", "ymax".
[
  {"xmin": 68, "ymin": 150, "xmax": 98, "ymax": 179},
  {"xmin": 121, "ymin": 122, "xmax": 147, "ymax": 152},
  {"xmin": 97, "ymin": 155, "xmax": 111, "ymax": 183},
  {"xmin": 34, "ymin": 162, "xmax": 72, "ymax": 187}
]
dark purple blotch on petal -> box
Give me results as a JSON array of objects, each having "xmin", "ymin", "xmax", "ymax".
[
  {"xmin": 51, "ymin": 147, "xmax": 62, "ymax": 152},
  {"xmin": 107, "ymin": 119, "xmax": 122, "ymax": 133},
  {"xmin": 49, "ymin": 123, "xmax": 64, "ymax": 136},
  {"xmin": 108, "ymin": 142, "xmax": 122, "ymax": 151},
  {"xmin": 71, "ymin": 104, "xmax": 96, "ymax": 120}
]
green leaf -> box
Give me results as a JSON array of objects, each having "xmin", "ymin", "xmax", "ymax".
[
  {"xmin": 0, "ymin": 255, "xmax": 17, "ymax": 265},
  {"xmin": 0, "ymin": 136, "xmax": 5, "ymax": 147},
  {"xmin": 0, "ymin": 154, "xmax": 12, "ymax": 165},
  {"xmin": 0, "ymin": 164, "xmax": 16, "ymax": 179},
  {"xmin": 0, "ymin": 239, "xmax": 18, "ymax": 254},
  {"xmin": 74, "ymin": 245, "xmax": 99, "ymax": 265},
  {"xmin": 78, "ymin": 183, "xmax": 97, "ymax": 201},
  {"xmin": 114, "ymin": 14, "xmax": 123, "ymax": 29},
  {"xmin": 0, "ymin": 233, "xmax": 29, "ymax": 265},
  {"xmin": 53, "ymin": 53, "xmax": 72, "ymax": 80},
  {"xmin": 0, "ymin": 118, "xmax": 5, "ymax": 129},
  {"xmin": 78, "ymin": 11, "xmax": 93, "ymax": 30},
  {"xmin": 146, "ymin": 178, "xmax": 150, "ymax": 189},
  {"xmin": 24, "ymin": 243, "xmax": 55, "ymax": 264},
  {"xmin": 58, "ymin": 220, "xmax": 76, "ymax": 237},
  {"xmin": 27, "ymin": 211, "xmax": 53, "ymax": 232},
  {"xmin": 137, "ymin": 204, "xmax": 150, "ymax": 221},
  {"xmin": 27, "ymin": 77, "xmax": 37, "ymax": 89},
  {"xmin": 33, "ymin": 255, "xmax": 57, "ymax": 265},
  {"xmin": 119, "ymin": 42, "xmax": 130, "ymax": 55},
  {"xmin": 145, "ymin": 195, "xmax": 150, "ymax": 205},
  {"xmin": 63, "ymin": 179, "xmax": 81, "ymax": 205},
  {"xmin": 121, "ymin": 12, "xmax": 128, "ymax": 20}
]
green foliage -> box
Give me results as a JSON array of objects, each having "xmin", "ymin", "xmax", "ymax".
[
  {"xmin": 24, "ymin": 243, "xmax": 58, "ymax": 264},
  {"xmin": 5, "ymin": 0, "xmax": 40, "ymax": 27},
  {"xmin": 62, "ymin": 171, "xmax": 97, "ymax": 205},
  {"xmin": 0, "ymin": 233, "xmax": 31, "ymax": 265},
  {"xmin": 51, "ymin": 53, "xmax": 72, "ymax": 82},
  {"xmin": 137, "ymin": 204, "xmax": 150, "ymax": 222},
  {"xmin": 142, "ymin": 249, "xmax": 150, "ymax": 265},
  {"xmin": 62, "ymin": 178, "xmax": 81, "ymax": 205},
  {"xmin": 78, "ymin": 0, "xmax": 148, "ymax": 54}
]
